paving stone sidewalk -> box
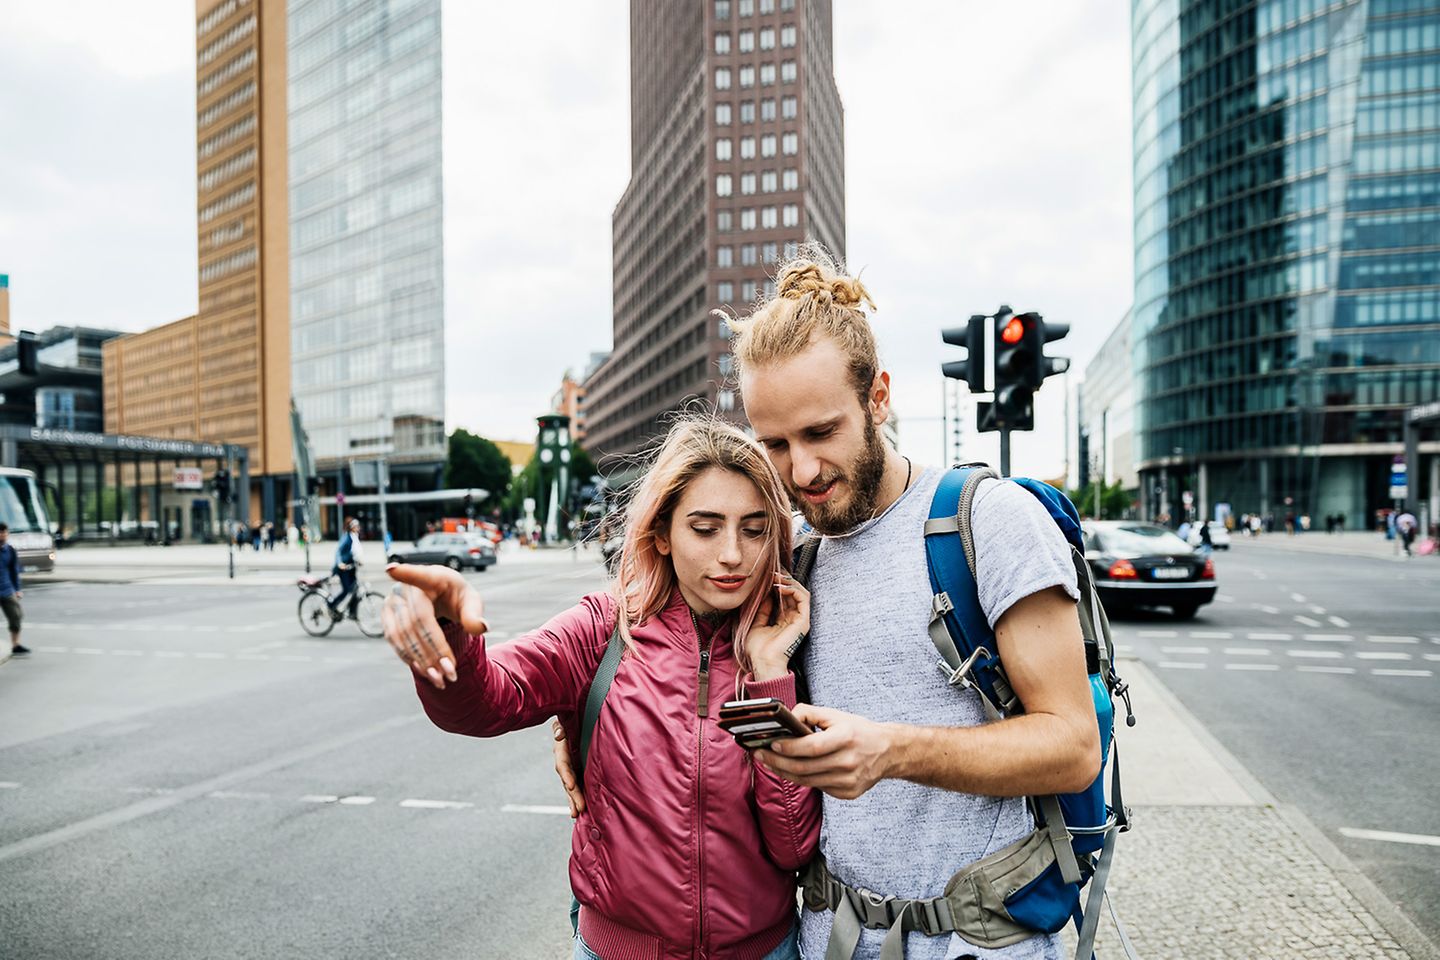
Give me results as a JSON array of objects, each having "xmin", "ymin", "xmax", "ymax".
[
  {"xmin": 1230, "ymin": 530, "xmax": 1436, "ymax": 562},
  {"xmin": 1062, "ymin": 660, "xmax": 1438, "ymax": 960}
]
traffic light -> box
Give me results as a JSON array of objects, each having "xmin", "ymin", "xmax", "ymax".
[
  {"xmin": 16, "ymin": 331, "xmax": 40, "ymax": 376},
  {"xmin": 990, "ymin": 309, "xmax": 1035, "ymax": 431},
  {"xmin": 464, "ymin": 493, "xmax": 474, "ymax": 518},
  {"xmin": 940, "ymin": 314, "xmax": 986, "ymax": 392},
  {"xmin": 214, "ymin": 468, "xmax": 231, "ymax": 503},
  {"xmin": 1014, "ymin": 311, "xmax": 1071, "ymax": 389}
]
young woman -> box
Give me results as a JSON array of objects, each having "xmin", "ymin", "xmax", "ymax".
[{"xmin": 382, "ymin": 420, "xmax": 819, "ymax": 960}]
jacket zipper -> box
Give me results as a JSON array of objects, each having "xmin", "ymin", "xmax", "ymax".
[{"xmin": 690, "ymin": 609, "xmax": 712, "ymax": 958}]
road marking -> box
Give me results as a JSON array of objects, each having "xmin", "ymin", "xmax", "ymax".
[
  {"xmin": 399, "ymin": 799, "xmax": 474, "ymax": 810},
  {"xmin": 1308, "ymin": 605, "xmax": 1327, "ymax": 615},
  {"xmin": 1425, "ymin": 654, "xmax": 1440, "ymax": 662},
  {"xmin": 154, "ymin": 651, "xmax": 186, "ymax": 658},
  {"xmin": 235, "ymin": 654, "xmax": 273, "ymax": 661},
  {"xmin": 1339, "ymin": 827, "xmax": 1440, "ymax": 848},
  {"xmin": 1288, "ymin": 650, "xmax": 1345, "ymax": 659},
  {"xmin": 1371, "ymin": 669, "xmax": 1433, "ymax": 678},
  {"xmin": 1137, "ymin": 630, "xmax": 1178, "ymax": 638},
  {"xmin": 1161, "ymin": 646, "xmax": 1209, "ymax": 655},
  {"xmin": 1356, "ymin": 652, "xmax": 1412, "ymax": 661},
  {"xmin": 0, "ymin": 782, "xmax": 18, "ymax": 789},
  {"xmin": 1224, "ymin": 662, "xmax": 1279, "ymax": 671},
  {"xmin": 1302, "ymin": 634, "xmax": 1354, "ymax": 643},
  {"xmin": 501, "ymin": 803, "xmax": 571, "ymax": 816},
  {"xmin": 1256, "ymin": 604, "xmax": 1281, "ymax": 614},
  {"xmin": 300, "ymin": 795, "xmax": 339, "ymax": 803},
  {"xmin": 110, "ymin": 650, "xmax": 144, "ymax": 657},
  {"xmin": 1224, "ymin": 648, "xmax": 1270, "ymax": 656},
  {"xmin": 1190, "ymin": 631, "xmax": 1233, "ymax": 640},
  {"xmin": 1247, "ymin": 632, "xmax": 1292, "ymax": 641},
  {"xmin": 208, "ymin": 790, "xmax": 271, "ymax": 801},
  {"xmin": 1297, "ymin": 666, "xmax": 1356, "ymax": 675},
  {"xmin": 1115, "ymin": 644, "xmax": 1134, "ymax": 654},
  {"xmin": 1366, "ymin": 635, "xmax": 1419, "ymax": 644},
  {"xmin": 122, "ymin": 786, "xmax": 176, "ymax": 795},
  {"xmin": 1293, "ymin": 616, "xmax": 1322, "ymax": 628},
  {"xmin": 1290, "ymin": 593, "xmax": 1307, "ymax": 603},
  {"xmin": 0, "ymin": 714, "xmax": 420, "ymax": 866},
  {"xmin": 1216, "ymin": 594, "xmax": 1235, "ymax": 603},
  {"xmin": 1158, "ymin": 661, "xmax": 1205, "ymax": 670},
  {"xmin": 193, "ymin": 652, "xmax": 227, "ymax": 660},
  {"xmin": 239, "ymin": 640, "xmax": 288, "ymax": 654},
  {"xmin": 36, "ymin": 646, "xmax": 69, "ymax": 653},
  {"xmin": 73, "ymin": 648, "xmax": 104, "ymax": 655},
  {"xmin": 338, "ymin": 796, "xmax": 376, "ymax": 806},
  {"xmin": 1328, "ymin": 616, "xmax": 1350, "ymax": 628},
  {"xmin": 278, "ymin": 655, "xmax": 313, "ymax": 663}
]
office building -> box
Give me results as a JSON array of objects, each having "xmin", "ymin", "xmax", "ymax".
[
  {"xmin": 583, "ymin": 0, "xmax": 847, "ymax": 465},
  {"xmin": 1078, "ymin": 310, "xmax": 1138, "ymax": 497},
  {"xmin": 1132, "ymin": 0, "xmax": 1440, "ymax": 524},
  {"xmin": 287, "ymin": 0, "xmax": 446, "ymax": 488}
]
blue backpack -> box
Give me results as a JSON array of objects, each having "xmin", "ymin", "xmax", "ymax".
[{"xmin": 794, "ymin": 465, "xmax": 1139, "ymax": 960}]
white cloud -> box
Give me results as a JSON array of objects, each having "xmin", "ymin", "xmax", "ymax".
[{"xmin": 1, "ymin": 0, "xmax": 1134, "ymax": 481}]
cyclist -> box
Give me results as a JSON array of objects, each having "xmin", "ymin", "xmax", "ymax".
[{"xmin": 328, "ymin": 518, "xmax": 362, "ymax": 621}]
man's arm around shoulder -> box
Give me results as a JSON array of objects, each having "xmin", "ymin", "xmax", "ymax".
[{"xmin": 760, "ymin": 586, "xmax": 1100, "ymax": 800}]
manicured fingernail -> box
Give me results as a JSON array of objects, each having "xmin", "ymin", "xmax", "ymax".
[
  {"xmin": 440, "ymin": 657, "xmax": 456, "ymax": 681},
  {"xmin": 427, "ymin": 667, "xmax": 442, "ymax": 684}
]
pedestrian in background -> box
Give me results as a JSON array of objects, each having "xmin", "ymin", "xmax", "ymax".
[
  {"xmin": 286, "ymin": 521, "xmax": 299, "ymax": 550},
  {"xmin": 0, "ymin": 523, "xmax": 27, "ymax": 657},
  {"xmin": 1396, "ymin": 511, "xmax": 1418, "ymax": 557}
]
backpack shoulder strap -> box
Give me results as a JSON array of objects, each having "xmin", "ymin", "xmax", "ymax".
[{"xmin": 577, "ymin": 622, "xmax": 625, "ymax": 789}]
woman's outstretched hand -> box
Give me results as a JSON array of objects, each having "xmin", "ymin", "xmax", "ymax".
[
  {"xmin": 744, "ymin": 572, "xmax": 811, "ymax": 682},
  {"xmin": 382, "ymin": 563, "xmax": 489, "ymax": 690}
]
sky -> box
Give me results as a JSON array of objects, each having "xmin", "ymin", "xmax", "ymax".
[{"xmin": 0, "ymin": 0, "xmax": 1134, "ymax": 483}]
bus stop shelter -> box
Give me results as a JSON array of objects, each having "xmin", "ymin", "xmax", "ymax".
[{"xmin": 0, "ymin": 425, "xmax": 248, "ymax": 543}]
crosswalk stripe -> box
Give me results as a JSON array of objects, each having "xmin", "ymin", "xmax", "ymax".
[
  {"xmin": 1224, "ymin": 663, "xmax": 1279, "ymax": 671},
  {"xmin": 1356, "ymin": 652, "xmax": 1412, "ymax": 661},
  {"xmin": 1371, "ymin": 669, "xmax": 1433, "ymax": 678},
  {"xmin": 1296, "ymin": 666, "xmax": 1356, "ymax": 675},
  {"xmin": 1366, "ymin": 635, "xmax": 1418, "ymax": 644},
  {"xmin": 1288, "ymin": 650, "xmax": 1344, "ymax": 659},
  {"xmin": 1161, "ymin": 646, "xmax": 1209, "ymax": 655},
  {"xmin": 1247, "ymin": 633, "xmax": 1292, "ymax": 641},
  {"xmin": 1339, "ymin": 827, "xmax": 1440, "ymax": 848},
  {"xmin": 1158, "ymin": 661, "xmax": 1205, "ymax": 670},
  {"xmin": 1302, "ymin": 634, "xmax": 1353, "ymax": 642}
]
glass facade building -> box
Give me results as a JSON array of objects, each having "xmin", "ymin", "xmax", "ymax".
[
  {"xmin": 1132, "ymin": 0, "xmax": 1440, "ymax": 525},
  {"xmin": 287, "ymin": 0, "xmax": 445, "ymax": 473}
]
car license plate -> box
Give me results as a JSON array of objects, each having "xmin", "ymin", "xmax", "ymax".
[{"xmin": 1152, "ymin": 567, "xmax": 1189, "ymax": 580}]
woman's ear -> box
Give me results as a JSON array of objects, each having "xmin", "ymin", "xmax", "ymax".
[{"xmin": 654, "ymin": 525, "xmax": 672, "ymax": 557}]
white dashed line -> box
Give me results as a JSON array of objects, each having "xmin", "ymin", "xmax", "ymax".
[
  {"xmin": 1302, "ymin": 634, "xmax": 1354, "ymax": 643},
  {"xmin": 193, "ymin": 652, "xmax": 227, "ymax": 660},
  {"xmin": 1190, "ymin": 631, "xmax": 1233, "ymax": 640},
  {"xmin": 399, "ymin": 799, "xmax": 474, "ymax": 810},
  {"xmin": 1138, "ymin": 630, "xmax": 1179, "ymax": 639},
  {"xmin": 1424, "ymin": 654, "xmax": 1440, "ymax": 662},
  {"xmin": 1371, "ymin": 669, "xmax": 1433, "ymax": 678},
  {"xmin": 1158, "ymin": 661, "xmax": 1206, "ymax": 670},
  {"xmin": 1115, "ymin": 644, "xmax": 1134, "ymax": 654},
  {"xmin": 1257, "ymin": 604, "xmax": 1281, "ymax": 614},
  {"xmin": 1225, "ymin": 663, "xmax": 1279, "ymax": 671},
  {"xmin": 1293, "ymin": 616, "xmax": 1322, "ymax": 628},
  {"xmin": 1161, "ymin": 646, "xmax": 1210, "ymax": 655},
  {"xmin": 299, "ymin": 795, "xmax": 340, "ymax": 804},
  {"xmin": 1290, "ymin": 593, "xmax": 1307, "ymax": 603},
  {"xmin": 1366, "ymin": 635, "xmax": 1419, "ymax": 644},
  {"xmin": 1328, "ymin": 616, "xmax": 1350, "ymax": 628},
  {"xmin": 1224, "ymin": 648, "xmax": 1270, "ymax": 657},
  {"xmin": 501, "ymin": 804, "xmax": 571, "ymax": 816},
  {"xmin": 1216, "ymin": 594, "xmax": 1234, "ymax": 603},
  {"xmin": 1339, "ymin": 827, "xmax": 1440, "ymax": 848},
  {"xmin": 1297, "ymin": 666, "xmax": 1356, "ymax": 675},
  {"xmin": 1288, "ymin": 650, "xmax": 1345, "ymax": 659},
  {"xmin": 278, "ymin": 655, "xmax": 314, "ymax": 663},
  {"xmin": 123, "ymin": 786, "xmax": 176, "ymax": 795},
  {"xmin": 154, "ymin": 651, "xmax": 186, "ymax": 658},
  {"xmin": 0, "ymin": 782, "xmax": 19, "ymax": 789},
  {"xmin": 235, "ymin": 654, "xmax": 273, "ymax": 661},
  {"xmin": 208, "ymin": 790, "xmax": 271, "ymax": 801},
  {"xmin": 338, "ymin": 796, "xmax": 376, "ymax": 806},
  {"xmin": 36, "ymin": 646, "xmax": 69, "ymax": 653},
  {"xmin": 111, "ymin": 650, "xmax": 144, "ymax": 657},
  {"xmin": 1356, "ymin": 652, "xmax": 1412, "ymax": 661},
  {"xmin": 1248, "ymin": 633, "xmax": 1291, "ymax": 641},
  {"xmin": 1308, "ymin": 605, "xmax": 1327, "ymax": 615},
  {"xmin": 73, "ymin": 648, "xmax": 104, "ymax": 655}
]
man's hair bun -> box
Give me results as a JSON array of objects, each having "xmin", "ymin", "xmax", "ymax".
[{"xmin": 775, "ymin": 260, "xmax": 875, "ymax": 313}]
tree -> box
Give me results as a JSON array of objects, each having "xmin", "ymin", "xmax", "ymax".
[
  {"xmin": 498, "ymin": 441, "xmax": 597, "ymax": 534},
  {"xmin": 1066, "ymin": 479, "xmax": 1133, "ymax": 521},
  {"xmin": 445, "ymin": 429, "xmax": 512, "ymax": 509}
]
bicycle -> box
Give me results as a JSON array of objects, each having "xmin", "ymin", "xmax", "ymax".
[{"xmin": 297, "ymin": 571, "xmax": 385, "ymax": 638}]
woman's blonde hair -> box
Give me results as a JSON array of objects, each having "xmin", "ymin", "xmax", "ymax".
[
  {"xmin": 610, "ymin": 417, "xmax": 793, "ymax": 672},
  {"xmin": 725, "ymin": 244, "xmax": 879, "ymax": 406}
]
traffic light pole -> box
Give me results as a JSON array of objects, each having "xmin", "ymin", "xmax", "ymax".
[
  {"xmin": 225, "ymin": 452, "xmax": 235, "ymax": 581},
  {"xmin": 999, "ymin": 430, "xmax": 1012, "ymax": 478}
]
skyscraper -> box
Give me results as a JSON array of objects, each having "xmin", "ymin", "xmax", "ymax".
[
  {"xmin": 1131, "ymin": 0, "xmax": 1440, "ymax": 523},
  {"xmin": 286, "ymin": 0, "xmax": 446, "ymax": 488},
  {"xmin": 583, "ymin": 0, "xmax": 846, "ymax": 466}
]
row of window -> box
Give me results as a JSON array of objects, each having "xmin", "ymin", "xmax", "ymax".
[
  {"xmin": 715, "ymin": 0, "xmax": 794, "ymax": 19},
  {"xmin": 199, "ymin": 14, "xmax": 255, "ymax": 68},
  {"xmin": 197, "ymin": 0, "xmax": 248, "ymax": 40},
  {"xmin": 714, "ymin": 25, "xmax": 797, "ymax": 53},
  {"xmin": 198, "ymin": 80, "xmax": 254, "ymax": 129},
  {"xmin": 714, "ymin": 133, "xmax": 798, "ymax": 164},
  {"xmin": 718, "ymin": 241, "xmax": 781, "ymax": 267},
  {"xmin": 198, "ymin": 147, "xmax": 256, "ymax": 194},
  {"xmin": 199, "ymin": 181, "xmax": 255, "ymax": 225},
  {"xmin": 198, "ymin": 47, "xmax": 254, "ymax": 98},
  {"xmin": 714, "ymin": 61, "xmax": 797, "ymax": 90},
  {"xmin": 714, "ymin": 169, "xmax": 800, "ymax": 194},
  {"xmin": 717, "ymin": 279, "xmax": 776, "ymax": 304},
  {"xmin": 1335, "ymin": 288, "xmax": 1440, "ymax": 327},
  {"xmin": 1360, "ymin": 52, "xmax": 1440, "ymax": 97},
  {"xmin": 716, "ymin": 96, "xmax": 798, "ymax": 127},
  {"xmin": 712, "ymin": 204, "xmax": 800, "ymax": 230},
  {"xmin": 198, "ymin": 114, "xmax": 256, "ymax": 162},
  {"xmin": 199, "ymin": 245, "xmax": 257, "ymax": 284},
  {"xmin": 1353, "ymin": 132, "xmax": 1440, "ymax": 174}
]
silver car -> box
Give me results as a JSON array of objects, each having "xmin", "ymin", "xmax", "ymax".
[{"xmin": 389, "ymin": 532, "xmax": 496, "ymax": 572}]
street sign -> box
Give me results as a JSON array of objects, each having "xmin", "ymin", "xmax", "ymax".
[
  {"xmin": 1389, "ymin": 457, "xmax": 1408, "ymax": 500},
  {"xmin": 173, "ymin": 467, "xmax": 204, "ymax": 490}
]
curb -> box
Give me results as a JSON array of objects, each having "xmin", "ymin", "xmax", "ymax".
[{"xmin": 1141, "ymin": 662, "xmax": 1440, "ymax": 959}]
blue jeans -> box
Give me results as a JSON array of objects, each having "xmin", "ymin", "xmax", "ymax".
[{"xmin": 574, "ymin": 924, "xmax": 800, "ymax": 960}]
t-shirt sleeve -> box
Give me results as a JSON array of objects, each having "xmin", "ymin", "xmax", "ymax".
[{"xmin": 970, "ymin": 478, "xmax": 1079, "ymax": 629}]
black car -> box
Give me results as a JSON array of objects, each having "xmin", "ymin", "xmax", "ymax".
[
  {"xmin": 1082, "ymin": 521, "xmax": 1216, "ymax": 620},
  {"xmin": 389, "ymin": 532, "xmax": 496, "ymax": 572}
]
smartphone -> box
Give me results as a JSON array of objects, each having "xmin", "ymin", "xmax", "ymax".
[{"xmin": 717, "ymin": 698, "xmax": 812, "ymax": 750}]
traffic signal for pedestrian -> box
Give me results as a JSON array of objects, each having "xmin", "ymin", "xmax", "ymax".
[{"xmin": 940, "ymin": 314, "xmax": 986, "ymax": 392}]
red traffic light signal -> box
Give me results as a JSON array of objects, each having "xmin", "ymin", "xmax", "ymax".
[{"xmin": 999, "ymin": 316, "xmax": 1025, "ymax": 345}]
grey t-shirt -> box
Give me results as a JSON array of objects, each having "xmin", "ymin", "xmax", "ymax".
[{"xmin": 800, "ymin": 467, "xmax": 1079, "ymax": 960}]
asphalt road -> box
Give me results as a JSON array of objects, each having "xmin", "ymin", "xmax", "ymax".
[
  {"xmin": 0, "ymin": 551, "xmax": 609, "ymax": 960},
  {"xmin": 1106, "ymin": 540, "xmax": 1440, "ymax": 946},
  {"xmin": 3, "ymin": 542, "xmax": 1437, "ymax": 957}
]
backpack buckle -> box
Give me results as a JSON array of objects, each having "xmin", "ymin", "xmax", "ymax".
[{"xmin": 938, "ymin": 645, "xmax": 991, "ymax": 690}]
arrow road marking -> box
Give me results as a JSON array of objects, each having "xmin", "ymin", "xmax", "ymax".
[{"xmin": 1339, "ymin": 828, "xmax": 1440, "ymax": 848}]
